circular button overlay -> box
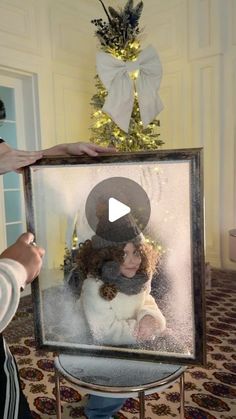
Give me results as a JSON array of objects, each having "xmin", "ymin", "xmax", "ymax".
[{"xmin": 85, "ymin": 177, "xmax": 151, "ymax": 243}]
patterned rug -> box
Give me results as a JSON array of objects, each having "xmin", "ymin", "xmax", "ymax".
[{"xmin": 3, "ymin": 268, "xmax": 236, "ymax": 419}]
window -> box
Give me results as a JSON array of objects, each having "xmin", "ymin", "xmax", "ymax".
[
  {"xmin": 0, "ymin": 71, "xmax": 40, "ymax": 250},
  {"xmin": 0, "ymin": 86, "xmax": 25, "ymax": 246}
]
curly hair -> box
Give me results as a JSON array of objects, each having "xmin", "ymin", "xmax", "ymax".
[{"xmin": 75, "ymin": 238, "xmax": 160, "ymax": 279}]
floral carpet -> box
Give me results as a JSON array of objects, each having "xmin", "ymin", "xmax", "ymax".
[{"xmin": 4, "ymin": 268, "xmax": 236, "ymax": 419}]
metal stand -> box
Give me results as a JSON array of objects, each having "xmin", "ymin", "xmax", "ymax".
[
  {"xmin": 54, "ymin": 354, "xmax": 186, "ymax": 419},
  {"xmin": 138, "ymin": 390, "xmax": 145, "ymax": 419},
  {"xmin": 137, "ymin": 374, "xmax": 185, "ymax": 419},
  {"xmin": 55, "ymin": 368, "xmax": 62, "ymax": 419},
  {"xmin": 179, "ymin": 372, "xmax": 185, "ymax": 419}
]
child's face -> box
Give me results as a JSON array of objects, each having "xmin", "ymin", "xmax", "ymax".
[{"xmin": 119, "ymin": 242, "xmax": 141, "ymax": 278}]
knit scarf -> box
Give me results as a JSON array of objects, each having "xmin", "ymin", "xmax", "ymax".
[{"xmin": 100, "ymin": 261, "xmax": 149, "ymax": 299}]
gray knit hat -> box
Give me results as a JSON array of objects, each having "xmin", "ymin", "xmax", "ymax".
[{"xmin": 91, "ymin": 213, "xmax": 144, "ymax": 249}]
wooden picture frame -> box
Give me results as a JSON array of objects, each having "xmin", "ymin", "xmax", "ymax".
[{"xmin": 23, "ymin": 149, "xmax": 206, "ymax": 366}]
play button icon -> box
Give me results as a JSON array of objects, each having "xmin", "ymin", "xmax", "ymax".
[
  {"xmin": 108, "ymin": 197, "xmax": 130, "ymax": 222},
  {"xmin": 85, "ymin": 177, "xmax": 151, "ymax": 243}
]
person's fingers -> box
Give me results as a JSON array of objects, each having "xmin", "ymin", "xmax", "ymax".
[
  {"xmin": 14, "ymin": 158, "xmax": 41, "ymax": 170},
  {"xmin": 82, "ymin": 147, "xmax": 98, "ymax": 156},
  {"xmin": 64, "ymin": 142, "xmax": 116, "ymax": 156},
  {"xmin": 17, "ymin": 233, "xmax": 45, "ymax": 257},
  {"xmin": 76, "ymin": 144, "xmax": 98, "ymax": 157},
  {"xmin": 136, "ymin": 326, "xmax": 150, "ymax": 339},
  {"xmin": 86, "ymin": 144, "xmax": 116, "ymax": 154},
  {"xmin": 79, "ymin": 143, "xmax": 116, "ymax": 156},
  {"xmin": 92, "ymin": 144, "xmax": 116, "ymax": 153},
  {"xmin": 37, "ymin": 246, "xmax": 45, "ymax": 258},
  {"xmin": 10, "ymin": 153, "xmax": 43, "ymax": 171},
  {"xmin": 16, "ymin": 232, "xmax": 35, "ymax": 245}
]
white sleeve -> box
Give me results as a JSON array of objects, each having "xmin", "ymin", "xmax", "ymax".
[
  {"xmin": 137, "ymin": 293, "xmax": 166, "ymax": 333},
  {"xmin": 0, "ymin": 259, "xmax": 27, "ymax": 333},
  {"xmin": 81, "ymin": 279, "xmax": 138, "ymax": 345}
]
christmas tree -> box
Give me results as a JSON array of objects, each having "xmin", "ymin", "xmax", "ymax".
[{"xmin": 90, "ymin": 0, "xmax": 164, "ymax": 151}]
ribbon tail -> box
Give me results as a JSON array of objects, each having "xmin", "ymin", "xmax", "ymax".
[
  {"xmin": 96, "ymin": 52, "xmax": 134, "ymax": 132},
  {"xmin": 102, "ymin": 76, "xmax": 134, "ymax": 133},
  {"xmin": 136, "ymin": 45, "xmax": 164, "ymax": 126},
  {"xmin": 137, "ymin": 76, "xmax": 164, "ymax": 127},
  {"xmin": 138, "ymin": 93, "xmax": 164, "ymax": 127}
]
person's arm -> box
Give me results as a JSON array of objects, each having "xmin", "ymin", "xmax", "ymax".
[
  {"xmin": 0, "ymin": 259, "xmax": 27, "ymax": 333},
  {"xmin": 0, "ymin": 233, "xmax": 44, "ymax": 332},
  {"xmin": 0, "ymin": 142, "xmax": 42, "ymax": 175},
  {"xmin": 42, "ymin": 142, "xmax": 116, "ymax": 157},
  {"xmin": 135, "ymin": 293, "xmax": 166, "ymax": 340},
  {"xmin": 0, "ymin": 141, "xmax": 115, "ymax": 175},
  {"xmin": 137, "ymin": 293, "xmax": 166, "ymax": 326}
]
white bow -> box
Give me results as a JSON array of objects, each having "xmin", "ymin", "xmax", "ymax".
[{"xmin": 96, "ymin": 45, "xmax": 164, "ymax": 133}]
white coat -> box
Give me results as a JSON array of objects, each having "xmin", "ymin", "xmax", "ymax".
[{"xmin": 77, "ymin": 275, "xmax": 166, "ymax": 346}]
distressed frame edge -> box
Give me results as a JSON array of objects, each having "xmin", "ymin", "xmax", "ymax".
[{"xmin": 23, "ymin": 148, "xmax": 206, "ymax": 366}]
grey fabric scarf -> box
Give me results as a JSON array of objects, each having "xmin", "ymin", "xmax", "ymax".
[{"xmin": 101, "ymin": 261, "xmax": 149, "ymax": 295}]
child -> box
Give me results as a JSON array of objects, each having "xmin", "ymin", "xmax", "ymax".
[
  {"xmin": 75, "ymin": 224, "xmax": 166, "ymax": 344},
  {"xmin": 68, "ymin": 214, "xmax": 166, "ymax": 418}
]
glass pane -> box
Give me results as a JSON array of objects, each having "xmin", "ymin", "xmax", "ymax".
[
  {"xmin": 6, "ymin": 223, "xmax": 23, "ymax": 246},
  {"xmin": 3, "ymin": 172, "xmax": 20, "ymax": 189},
  {"xmin": 0, "ymin": 122, "xmax": 17, "ymax": 148},
  {"xmin": 0, "ymin": 86, "xmax": 15, "ymax": 120},
  {"xmin": 4, "ymin": 190, "xmax": 22, "ymax": 222}
]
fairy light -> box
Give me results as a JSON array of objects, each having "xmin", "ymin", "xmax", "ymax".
[
  {"xmin": 72, "ymin": 225, "xmax": 79, "ymax": 250},
  {"xmin": 94, "ymin": 110, "xmax": 102, "ymax": 117}
]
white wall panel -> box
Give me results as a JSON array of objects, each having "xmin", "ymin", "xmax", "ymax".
[
  {"xmin": 232, "ymin": 0, "xmax": 236, "ymax": 47},
  {"xmin": 50, "ymin": 5, "xmax": 95, "ymax": 73},
  {"xmin": 0, "ymin": 0, "xmax": 41, "ymax": 54},
  {"xmin": 220, "ymin": 52, "xmax": 236, "ymax": 269},
  {"xmin": 53, "ymin": 74, "xmax": 92, "ymax": 143},
  {"xmin": 160, "ymin": 66, "xmax": 191, "ymax": 149},
  {"xmin": 188, "ymin": 0, "xmax": 223, "ymax": 60},
  {"xmin": 49, "ymin": 0, "xmax": 102, "ymax": 82},
  {"xmin": 142, "ymin": 0, "xmax": 187, "ymax": 62},
  {"xmin": 191, "ymin": 56, "xmax": 222, "ymax": 266},
  {"xmin": 233, "ymin": 55, "xmax": 236, "ymax": 226}
]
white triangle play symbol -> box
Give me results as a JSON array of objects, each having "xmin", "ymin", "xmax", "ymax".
[{"xmin": 108, "ymin": 197, "xmax": 131, "ymax": 222}]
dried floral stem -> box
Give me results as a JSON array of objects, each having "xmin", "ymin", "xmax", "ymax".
[{"xmin": 97, "ymin": 0, "xmax": 111, "ymax": 23}]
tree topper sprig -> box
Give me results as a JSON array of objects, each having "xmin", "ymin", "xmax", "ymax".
[{"xmin": 91, "ymin": 0, "xmax": 143, "ymax": 54}]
